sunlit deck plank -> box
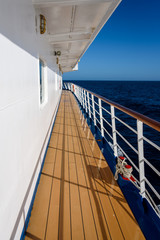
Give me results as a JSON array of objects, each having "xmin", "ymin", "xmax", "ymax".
[
  {"xmin": 25, "ymin": 91, "xmax": 145, "ymax": 240},
  {"xmin": 69, "ymin": 151, "xmax": 85, "ymax": 239},
  {"xmin": 25, "ymin": 175, "xmax": 52, "ymax": 239}
]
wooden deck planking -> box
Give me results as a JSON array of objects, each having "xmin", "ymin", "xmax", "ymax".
[{"xmin": 25, "ymin": 91, "xmax": 145, "ymax": 240}]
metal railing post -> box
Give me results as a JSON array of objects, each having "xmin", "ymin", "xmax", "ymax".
[
  {"xmin": 111, "ymin": 106, "xmax": 118, "ymax": 157},
  {"xmin": 137, "ymin": 120, "xmax": 146, "ymax": 198},
  {"xmin": 84, "ymin": 90, "xmax": 88, "ymax": 113},
  {"xmin": 92, "ymin": 94, "xmax": 96, "ymax": 126},
  {"xmin": 80, "ymin": 88, "xmax": 83, "ymax": 106},
  {"xmin": 82, "ymin": 89, "xmax": 85, "ymax": 109},
  {"xmin": 98, "ymin": 98, "xmax": 104, "ymax": 137},
  {"xmin": 81, "ymin": 88, "xmax": 83, "ymax": 106},
  {"xmin": 79, "ymin": 88, "xmax": 81, "ymax": 105},
  {"xmin": 76, "ymin": 87, "xmax": 79, "ymax": 100},
  {"xmin": 78, "ymin": 87, "xmax": 81, "ymax": 104},
  {"xmin": 87, "ymin": 92, "xmax": 91, "ymax": 118}
]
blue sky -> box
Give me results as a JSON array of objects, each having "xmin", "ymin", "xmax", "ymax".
[{"xmin": 63, "ymin": 0, "xmax": 160, "ymax": 81}]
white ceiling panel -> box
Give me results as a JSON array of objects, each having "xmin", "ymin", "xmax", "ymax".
[{"xmin": 33, "ymin": 0, "xmax": 122, "ymax": 72}]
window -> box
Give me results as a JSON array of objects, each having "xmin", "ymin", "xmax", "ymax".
[{"xmin": 39, "ymin": 59, "xmax": 47, "ymax": 105}]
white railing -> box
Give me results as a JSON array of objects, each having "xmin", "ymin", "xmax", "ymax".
[{"xmin": 63, "ymin": 82, "xmax": 160, "ymax": 216}]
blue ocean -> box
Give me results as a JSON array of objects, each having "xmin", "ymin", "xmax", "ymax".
[
  {"xmin": 66, "ymin": 80, "xmax": 160, "ymax": 204},
  {"xmin": 71, "ymin": 81, "xmax": 160, "ymax": 122}
]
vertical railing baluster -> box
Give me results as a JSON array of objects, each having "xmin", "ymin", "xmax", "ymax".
[
  {"xmin": 87, "ymin": 92, "xmax": 91, "ymax": 118},
  {"xmin": 77, "ymin": 87, "xmax": 79, "ymax": 100},
  {"xmin": 84, "ymin": 90, "xmax": 88, "ymax": 113},
  {"xmin": 76, "ymin": 86, "xmax": 78, "ymax": 100},
  {"xmin": 79, "ymin": 88, "xmax": 81, "ymax": 106},
  {"xmin": 81, "ymin": 88, "xmax": 83, "ymax": 106},
  {"xmin": 82, "ymin": 89, "xmax": 85, "ymax": 109},
  {"xmin": 78, "ymin": 87, "xmax": 81, "ymax": 104},
  {"xmin": 92, "ymin": 94, "xmax": 96, "ymax": 126},
  {"xmin": 137, "ymin": 120, "xmax": 146, "ymax": 198},
  {"xmin": 80, "ymin": 88, "xmax": 83, "ymax": 106},
  {"xmin": 99, "ymin": 98, "xmax": 104, "ymax": 137},
  {"xmin": 111, "ymin": 106, "xmax": 118, "ymax": 157}
]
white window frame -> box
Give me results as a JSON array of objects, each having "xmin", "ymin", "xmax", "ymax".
[{"xmin": 39, "ymin": 58, "xmax": 48, "ymax": 107}]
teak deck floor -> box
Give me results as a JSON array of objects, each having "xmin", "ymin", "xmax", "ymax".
[{"xmin": 25, "ymin": 91, "xmax": 145, "ymax": 240}]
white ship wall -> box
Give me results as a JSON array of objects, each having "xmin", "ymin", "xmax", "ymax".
[{"xmin": 0, "ymin": 0, "xmax": 62, "ymax": 239}]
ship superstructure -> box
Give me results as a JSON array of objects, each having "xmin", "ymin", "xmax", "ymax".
[
  {"xmin": 0, "ymin": 0, "xmax": 160, "ymax": 240},
  {"xmin": 0, "ymin": 0, "xmax": 122, "ymax": 239}
]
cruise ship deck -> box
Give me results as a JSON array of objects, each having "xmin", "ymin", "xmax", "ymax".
[{"xmin": 25, "ymin": 91, "xmax": 145, "ymax": 240}]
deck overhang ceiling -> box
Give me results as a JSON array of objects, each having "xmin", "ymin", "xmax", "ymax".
[{"xmin": 33, "ymin": 0, "xmax": 122, "ymax": 73}]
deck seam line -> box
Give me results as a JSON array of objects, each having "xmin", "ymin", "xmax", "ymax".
[
  {"xmin": 58, "ymin": 93, "xmax": 66, "ymax": 240},
  {"xmin": 70, "ymin": 98, "xmax": 86, "ymax": 240},
  {"xmin": 84, "ymin": 139, "xmax": 126, "ymax": 239},
  {"xmin": 44, "ymin": 108, "xmax": 62, "ymax": 240},
  {"xmin": 73, "ymin": 93, "xmax": 127, "ymax": 239},
  {"xmin": 70, "ymin": 96, "xmax": 100, "ymax": 240},
  {"xmin": 70, "ymin": 93, "xmax": 100, "ymax": 239},
  {"xmin": 67, "ymin": 120, "xmax": 72, "ymax": 240},
  {"xmin": 70, "ymin": 93, "xmax": 112, "ymax": 240},
  {"xmin": 76, "ymin": 103, "xmax": 127, "ymax": 239}
]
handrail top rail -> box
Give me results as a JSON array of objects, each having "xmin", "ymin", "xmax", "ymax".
[{"xmin": 72, "ymin": 83, "xmax": 160, "ymax": 132}]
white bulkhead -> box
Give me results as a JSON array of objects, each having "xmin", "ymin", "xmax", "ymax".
[{"xmin": 0, "ymin": 1, "xmax": 62, "ymax": 239}]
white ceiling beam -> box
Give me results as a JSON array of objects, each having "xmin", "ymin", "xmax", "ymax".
[
  {"xmin": 49, "ymin": 35, "xmax": 91, "ymax": 43},
  {"xmin": 60, "ymin": 60, "xmax": 77, "ymax": 64},
  {"xmin": 47, "ymin": 31, "xmax": 92, "ymax": 43},
  {"xmin": 33, "ymin": 0, "xmax": 112, "ymax": 7},
  {"xmin": 47, "ymin": 30, "xmax": 92, "ymax": 38},
  {"xmin": 60, "ymin": 57, "xmax": 78, "ymax": 60},
  {"xmin": 61, "ymin": 66, "xmax": 72, "ymax": 69},
  {"xmin": 50, "ymin": 37, "xmax": 90, "ymax": 44}
]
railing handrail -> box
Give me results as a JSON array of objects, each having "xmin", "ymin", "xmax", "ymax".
[{"xmin": 73, "ymin": 84, "xmax": 160, "ymax": 132}]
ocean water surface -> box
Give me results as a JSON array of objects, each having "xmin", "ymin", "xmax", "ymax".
[
  {"xmin": 65, "ymin": 80, "xmax": 160, "ymax": 204},
  {"xmin": 72, "ymin": 81, "xmax": 160, "ymax": 122}
]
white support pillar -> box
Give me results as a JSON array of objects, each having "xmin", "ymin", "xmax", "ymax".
[
  {"xmin": 87, "ymin": 92, "xmax": 91, "ymax": 118},
  {"xmin": 137, "ymin": 120, "xmax": 146, "ymax": 198},
  {"xmin": 92, "ymin": 94, "xmax": 96, "ymax": 126},
  {"xmin": 111, "ymin": 105, "xmax": 118, "ymax": 157},
  {"xmin": 98, "ymin": 98, "xmax": 104, "ymax": 137}
]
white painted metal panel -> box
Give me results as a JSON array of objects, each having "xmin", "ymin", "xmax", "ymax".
[{"xmin": 0, "ymin": 1, "xmax": 61, "ymax": 239}]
